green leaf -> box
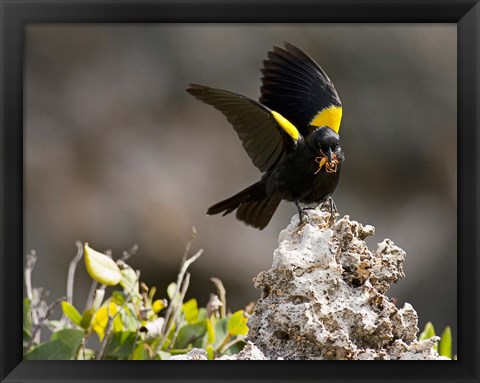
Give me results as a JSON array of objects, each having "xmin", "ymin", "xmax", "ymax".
[
  {"xmin": 25, "ymin": 329, "xmax": 84, "ymax": 360},
  {"xmin": 80, "ymin": 308, "xmax": 95, "ymax": 329},
  {"xmin": 111, "ymin": 291, "xmax": 126, "ymax": 306},
  {"xmin": 197, "ymin": 308, "xmax": 207, "ymax": 322},
  {"xmin": 148, "ymin": 286, "xmax": 157, "ymax": 302},
  {"xmin": 61, "ymin": 301, "xmax": 83, "ymax": 327},
  {"xmin": 167, "ymin": 283, "xmax": 177, "ymax": 300},
  {"xmin": 419, "ymin": 322, "xmax": 438, "ymax": 351},
  {"xmin": 23, "ymin": 327, "xmax": 32, "ymax": 340},
  {"xmin": 224, "ymin": 340, "xmax": 246, "ymax": 356},
  {"xmin": 174, "ymin": 322, "xmax": 207, "ymax": 349},
  {"xmin": 212, "ymin": 318, "xmax": 228, "ymax": 348},
  {"xmin": 157, "ymin": 350, "xmax": 171, "ymax": 360},
  {"xmin": 418, "ymin": 322, "xmax": 436, "ymax": 341},
  {"xmin": 182, "ymin": 299, "xmax": 199, "ymax": 324},
  {"xmin": 91, "ymin": 289, "xmax": 105, "ymax": 311},
  {"xmin": 25, "ymin": 340, "xmax": 75, "ymax": 360},
  {"xmin": 132, "ymin": 341, "xmax": 148, "ymax": 360},
  {"xmin": 76, "ymin": 348, "xmax": 96, "ymax": 360},
  {"xmin": 119, "ymin": 265, "xmax": 141, "ymax": 299},
  {"xmin": 23, "ymin": 298, "xmax": 32, "ymax": 333},
  {"xmin": 47, "ymin": 320, "xmax": 67, "ymax": 332},
  {"xmin": 170, "ymin": 347, "xmax": 193, "ymax": 355},
  {"xmin": 84, "ymin": 243, "xmax": 122, "ymax": 286},
  {"xmin": 51, "ymin": 328, "xmax": 84, "ymax": 346},
  {"xmin": 23, "ymin": 298, "xmax": 33, "ymax": 342},
  {"xmin": 227, "ymin": 310, "xmax": 249, "ymax": 336},
  {"xmin": 439, "ymin": 326, "xmax": 452, "ymax": 358},
  {"xmin": 206, "ymin": 317, "xmax": 215, "ymax": 345},
  {"xmin": 206, "ymin": 344, "xmax": 215, "ymax": 360},
  {"xmin": 121, "ymin": 303, "xmax": 139, "ymax": 332},
  {"xmin": 106, "ymin": 331, "xmax": 136, "ymax": 359}
]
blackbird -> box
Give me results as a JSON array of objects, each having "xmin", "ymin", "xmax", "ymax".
[{"xmin": 187, "ymin": 42, "xmax": 344, "ymax": 229}]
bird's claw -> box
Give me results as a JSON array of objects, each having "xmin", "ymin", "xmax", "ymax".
[
  {"xmin": 320, "ymin": 197, "xmax": 338, "ymax": 225},
  {"xmin": 298, "ymin": 207, "xmax": 315, "ymax": 225},
  {"xmin": 295, "ymin": 198, "xmax": 338, "ymax": 227}
]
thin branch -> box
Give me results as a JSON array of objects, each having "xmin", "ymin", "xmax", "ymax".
[
  {"xmin": 206, "ymin": 294, "xmax": 222, "ymax": 318},
  {"xmin": 96, "ymin": 270, "xmax": 140, "ymax": 360},
  {"xmin": 121, "ymin": 243, "xmax": 139, "ymax": 262},
  {"xmin": 166, "ymin": 273, "xmax": 191, "ymax": 351},
  {"xmin": 67, "ymin": 241, "xmax": 84, "ymax": 304},
  {"xmin": 160, "ymin": 248, "xmax": 203, "ymax": 335},
  {"xmin": 24, "ymin": 251, "xmax": 38, "ymax": 324},
  {"xmin": 210, "ymin": 277, "xmax": 227, "ymax": 318},
  {"xmin": 167, "ymin": 321, "xmax": 184, "ymax": 353},
  {"xmin": 76, "ymin": 337, "xmax": 87, "ymax": 360},
  {"xmin": 27, "ymin": 296, "xmax": 66, "ymax": 350},
  {"xmin": 61, "ymin": 242, "xmax": 84, "ymax": 326},
  {"xmin": 24, "ymin": 250, "xmax": 42, "ymax": 344},
  {"xmin": 96, "ymin": 310, "xmax": 114, "ymax": 360},
  {"xmin": 84, "ymin": 280, "xmax": 99, "ymax": 311},
  {"xmin": 216, "ymin": 333, "xmax": 233, "ymax": 354},
  {"xmin": 155, "ymin": 229, "xmax": 202, "ymax": 354},
  {"xmin": 111, "ymin": 273, "xmax": 139, "ymax": 323},
  {"xmin": 128, "ymin": 332, "xmax": 142, "ymax": 360},
  {"xmin": 218, "ymin": 336, "xmax": 246, "ymax": 355},
  {"xmin": 182, "ymin": 227, "xmax": 197, "ymax": 264}
]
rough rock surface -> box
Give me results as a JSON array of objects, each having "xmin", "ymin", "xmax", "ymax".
[
  {"xmin": 169, "ymin": 342, "xmax": 271, "ymax": 360},
  {"xmin": 170, "ymin": 348, "xmax": 208, "ymax": 360},
  {"xmin": 216, "ymin": 341, "xmax": 269, "ymax": 360},
  {"xmin": 246, "ymin": 208, "xmax": 447, "ymax": 360}
]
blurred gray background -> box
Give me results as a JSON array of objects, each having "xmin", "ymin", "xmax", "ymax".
[{"xmin": 25, "ymin": 24, "xmax": 457, "ymax": 351}]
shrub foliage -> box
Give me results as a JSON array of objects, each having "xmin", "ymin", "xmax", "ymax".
[{"xmin": 23, "ymin": 231, "xmax": 249, "ymax": 360}]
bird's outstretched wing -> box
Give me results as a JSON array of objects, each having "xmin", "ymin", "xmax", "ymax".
[
  {"xmin": 187, "ymin": 84, "xmax": 300, "ymax": 172},
  {"xmin": 260, "ymin": 42, "xmax": 342, "ymax": 136}
]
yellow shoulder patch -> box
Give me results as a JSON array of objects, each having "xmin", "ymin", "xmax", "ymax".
[
  {"xmin": 271, "ymin": 110, "xmax": 299, "ymax": 141},
  {"xmin": 310, "ymin": 105, "xmax": 343, "ymax": 133}
]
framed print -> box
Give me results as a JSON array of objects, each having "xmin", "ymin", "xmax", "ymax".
[{"xmin": 1, "ymin": 1, "xmax": 479, "ymax": 382}]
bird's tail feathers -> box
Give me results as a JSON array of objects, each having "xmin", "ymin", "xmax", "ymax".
[
  {"xmin": 235, "ymin": 197, "xmax": 281, "ymax": 230},
  {"xmin": 207, "ymin": 183, "xmax": 258, "ymax": 216},
  {"xmin": 207, "ymin": 183, "xmax": 280, "ymax": 229}
]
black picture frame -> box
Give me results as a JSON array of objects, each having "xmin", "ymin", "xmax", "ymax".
[{"xmin": 1, "ymin": 1, "xmax": 479, "ymax": 382}]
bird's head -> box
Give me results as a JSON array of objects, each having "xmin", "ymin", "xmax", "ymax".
[
  {"xmin": 307, "ymin": 127, "xmax": 342, "ymax": 174},
  {"xmin": 307, "ymin": 126, "xmax": 341, "ymax": 161}
]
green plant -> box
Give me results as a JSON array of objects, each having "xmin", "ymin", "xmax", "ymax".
[
  {"xmin": 418, "ymin": 321, "xmax": 455, "ymax": 359},
  {"xmin": 23, "ymin": 230, "xmax": 249, "ymax": 360}
]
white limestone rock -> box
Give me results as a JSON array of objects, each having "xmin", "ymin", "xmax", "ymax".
[
  {"xmin": 246, "ymin": 208, "xmax": 447, "ymax": 360},
  {"xmin": 216, "ymin": 341, "xmax": 268, "ymax": 360},
  {"xmin": 170, "ymin": 342, "xmax": 269, "ymax": 360},
  {"xmin": 170, "ymin": 348, "xmax": 208, "ymax": 360}
]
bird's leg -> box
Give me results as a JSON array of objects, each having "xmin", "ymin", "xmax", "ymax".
[
  {"xmin": 320, "ymin": 197, "xmax": 338, "ymax": 224},
  {"xmin": 294, "ymin": 199, "xmax": 304, "ymax": 224},
  {"xmin": 328, "ymin": 196, "xmax": 338, "ymax": 216},
  {"xmin": 295, "ymin": 201, "xmax": 316, "ymax": 226}
]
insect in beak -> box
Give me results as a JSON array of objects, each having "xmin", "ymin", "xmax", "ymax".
[
  {"xmin": 327, "ymin": 147, "xmax": 333, "ymax": 163},
  {"xmin": 314, "ymin": 149, "xmax": 339, "ymax": 174}
]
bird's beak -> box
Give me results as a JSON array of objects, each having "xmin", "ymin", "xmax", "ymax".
[{"xmin": 327, "ymin": 147, "xmax": 333, "ymax": 163}]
